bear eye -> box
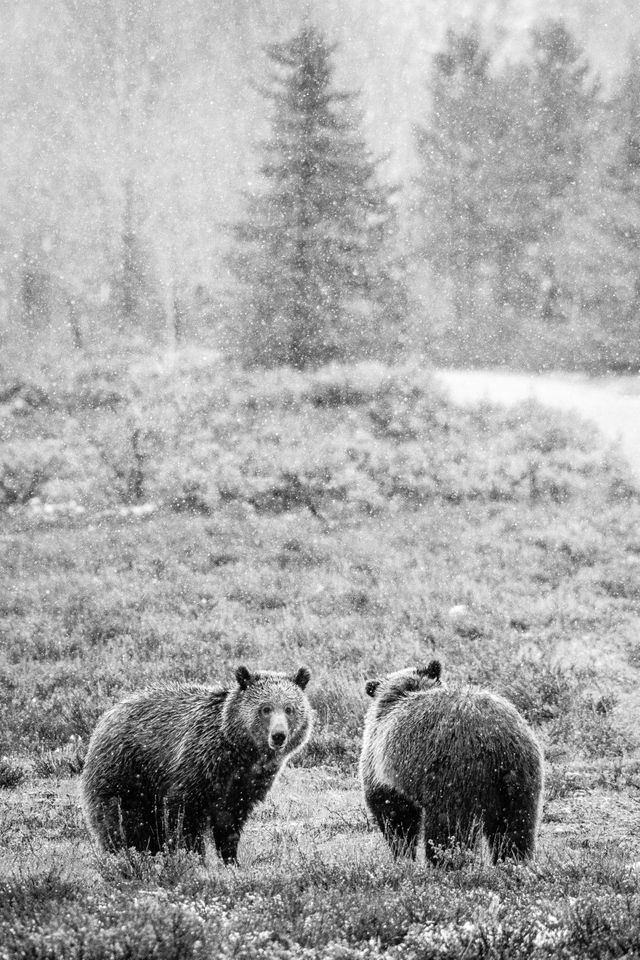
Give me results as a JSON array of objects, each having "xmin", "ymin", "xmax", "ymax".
[
  {"xmin": 284, "ymin": 705, "xmax": 295, "ymax": 716},
  {"xmin": 261, "ymin": 705, "xmax": 272, "ymax": 716}
]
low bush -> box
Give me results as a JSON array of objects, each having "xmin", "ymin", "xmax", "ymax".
[
  {"xmin": 0, "ymin": 758, "xmax": 27, "ymax": 790},
  {"xmin": 4, "ymin": 359, "xmax": 634, "ymax": 514},
  {"xmin": 33, "ymin": 740, "xmax": 86, "ymax": 779},
  {"xmin": 1, "ymin": 852, "xmax": 639, "ymax": 960},
  {"xmin": 0, "ymin": 441, "xmax": 59, "ymax": 505}
]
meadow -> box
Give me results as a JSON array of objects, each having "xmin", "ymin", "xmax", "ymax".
[{"xmin": 1, "ymin": 350, "xmax": 640, "ymax": 958}]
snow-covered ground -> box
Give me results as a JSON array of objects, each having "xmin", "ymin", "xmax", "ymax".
[{"xmin": 435, "ymin": 369, "xmax": 640, "ymax": 479}]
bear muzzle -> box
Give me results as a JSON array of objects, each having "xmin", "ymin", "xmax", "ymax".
[{"xmin": 268, "ymin": 715, "xmax": 289, "ymax": 752}]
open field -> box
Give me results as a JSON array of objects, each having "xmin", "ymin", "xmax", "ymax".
[{"xmin": 1, "ymin": 353, "xmax": 640, "ymax": 957}]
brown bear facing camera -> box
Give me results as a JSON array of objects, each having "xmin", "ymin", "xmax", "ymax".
[{"xmin": 81, "ymin": 666, "xmax": 313, "ymax": 863}]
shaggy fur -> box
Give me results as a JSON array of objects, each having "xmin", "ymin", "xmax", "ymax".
[
  {"xmin": 81, "ymin": 665, "xmax": 313, "ymax": 863},
  {"xmin": 360, "ymin": 661, "xmax": 544, "ymax": 863}
]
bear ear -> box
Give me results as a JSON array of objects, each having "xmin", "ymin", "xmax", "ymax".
[
  {"xmin": 235, "ymin": 665, "xmax": 254, "ymax": 690},
  {"xmin": 365, "ymin": 679, "xmax": 380, "ymax": 698},
  {"xmin": 293, "ymin": 666, "xmax": 311, "ymax": 690},
  {"xmin": 418, "ymin": 660, "xmax": 441, "ymax": 682}
]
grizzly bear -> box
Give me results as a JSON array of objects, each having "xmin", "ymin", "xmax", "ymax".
[
  {"xmin": 81, "ymin": 665, "xmax": 313, "ymax": 863},
  {"xmin": 360, "ymin": 660, "xmax": 544, "ymax": 863}
]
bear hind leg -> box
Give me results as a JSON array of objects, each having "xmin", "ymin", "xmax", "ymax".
[
  {"xmin": 92, "ymin": 795, "xmax": 162, "ymax": 854},
  {"xmin": 365, "ymin": 786, "xmax": 421, "ymax": 859},
  {"xmin": 486, "ymin": 798, "xmax": 539, "ymax": 863},
  {"xmin": 488, "ymin": 820, "xmax": 537, "ymax": 863}
]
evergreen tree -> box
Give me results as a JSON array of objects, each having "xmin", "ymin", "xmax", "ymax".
[
  {"xmin": 528, "ymin": 22, "xmax": 595, "ymax": 196},
  {"xmin": 414, "ymin": 27, "xmax": 496, "ymax": 326},
  {"xmin": 415, "ymin": 19, "xmax": 599, "ymax": 361},
  {"xmin": 522, "ymin": 20, "xmax": 599, "ymax": 322},
  {"xmin": 113, "ymin": 178, "xmax": 161, "ymax": 332},
  {"xmin": 229, "ymin": 25, "xmax": 405, "ymax": 368},
  {"xmin": 480, "ymin": 64, "xmax": 543, "ymax": 318},
  {"xmin": 468, "ymin": 21, "xmax": 598, "ymax": 325},
  {"xmin": 588, "ymin": 49, "xmax": 640, "ymax": 368}
]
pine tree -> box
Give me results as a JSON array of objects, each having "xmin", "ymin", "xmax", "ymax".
[
  {"xmin": 414, "ymin": 27, "xmax": 501, "ymax": 328},
  {"xmin": 415, "ymin": 20, "xmax": 599, "ymax": 358},
  {"xmin": 519, "ymin": 20, "xmax": 599, "ymax": 322},
  {"xmin": 590, "ymin": 48, "xmax": 640, "ymax": 368},
  {"xmin": 229, "ymin": 26, "xmax": 405, "ymax": 369},
  {"xmin": 113, "ymin": 178, "xmax": 161, "ymax": 332}
]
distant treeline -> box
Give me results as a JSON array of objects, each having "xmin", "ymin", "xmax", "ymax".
[
  {"xmin": 413, "ymin": 21, "xmax": 640, "ymax": 371},
  {"xmin": 2, "ymin": 8, "xmax": 639, "ymax": 370}
]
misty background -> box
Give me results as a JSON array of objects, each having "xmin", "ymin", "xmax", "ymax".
[{"xmin": 2, "ymin": 0, "xmax": 640, "ymax": 371}]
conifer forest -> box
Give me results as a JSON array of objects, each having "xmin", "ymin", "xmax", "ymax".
[{"xmin": 2, "ymin": 0, "xmax": 640, "ymax": 370}]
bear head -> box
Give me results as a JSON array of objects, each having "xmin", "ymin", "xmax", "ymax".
[
  {"xmin": 222, "ymin": 665, "xmax": 313, "ymax": 758},
  {"xmin": 364, "ymin": 660, "xmax": 442, "ymax": 713}
]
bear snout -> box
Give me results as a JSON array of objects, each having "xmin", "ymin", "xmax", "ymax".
[
  {"xmin": 270, "ymin": 729, "xmax": 288, "ymax": 750},
  {"xmin": 266, "ymin": 708, "xmax": 290, "ymax": 751}
]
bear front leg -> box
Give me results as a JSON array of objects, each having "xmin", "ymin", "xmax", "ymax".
[
  {"xmin": 212, "ymin": 769, "xmax": 265, "ymax": 865},
  {"xmin": 211, "ymin": 803, "xmax": 249, "ymax": 865},
  {"xmin": 180, "ymin": 818, "xmax": 207, "ymax": 859},
  {"xmin": 212, "ymin": 823, "xmax": 241, "ymax": 864},
  {"xmin": 365, "ymin": 785, "xmax": 421, "ymax": 859}
]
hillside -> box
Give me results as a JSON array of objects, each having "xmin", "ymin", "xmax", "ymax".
[{"xmin": 2, "ymin": 352, "xmax": 639, "ymax": 760}]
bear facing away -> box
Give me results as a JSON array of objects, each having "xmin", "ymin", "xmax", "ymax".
[
  {"xmin": 81, "ymin": 665, "xmax": 313, "ymax": 863},
  {"xmin": 360, "ymin": 661, "xmax": 544, "ymax": 863}
]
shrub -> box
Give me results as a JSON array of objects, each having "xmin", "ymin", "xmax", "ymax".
[
  {"xmin": 502, "ymin": 661, "xmax": 578, "ymax": 725},
  {"xmin": 0, "ymin": 758, "xmax": 27, "ymax": 790},
  {"xmin": 33, "ymin": 740, "xmax": 86, "ymax": 779},
  {"xmin": 0, "ymin": 441, "xmax": 59, "ymax": 505}
]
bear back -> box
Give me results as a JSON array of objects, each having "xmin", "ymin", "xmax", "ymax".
[{"xmin": 361, "ymin": 674, "xmax": 543, "ymax": 807}]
